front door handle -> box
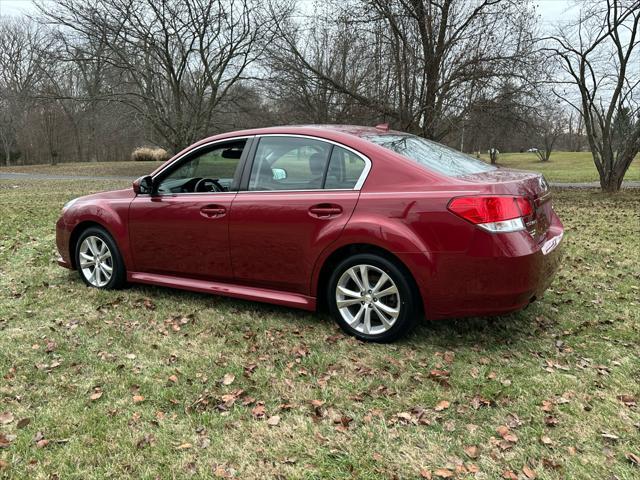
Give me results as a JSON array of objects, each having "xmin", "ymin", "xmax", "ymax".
[
  {"xmin": 309, "ymin": 204, "xmax": 343, "ymax": 218},
  {"xmin": 200, "ymin": 204, "xmax": 227, "ymax": 218}
]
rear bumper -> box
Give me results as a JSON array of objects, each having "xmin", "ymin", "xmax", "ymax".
[{"xmin": 400, "ymin": 218, "xmax": 564, "ymax": 320}]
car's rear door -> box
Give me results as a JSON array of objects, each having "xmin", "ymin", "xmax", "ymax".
[
  {"xmin": 228, "ymin": 135, "xmax": 370, "ymax": 295},
  {"xmin": 128, "ymin": 137, "xmax": 251, "ymax": 281}
]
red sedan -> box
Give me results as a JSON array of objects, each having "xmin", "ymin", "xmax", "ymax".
[{"xmin": 56, "ymin": 125, "xmax": 563, "ymax": 342}]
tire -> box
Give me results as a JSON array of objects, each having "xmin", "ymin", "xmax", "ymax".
[
  {"xmin": 327, "ymin": 253, "xmax": 418, "ymax": 342},
  {"xmin": 75, "ymin": 226, "xmax": 126, "ymax": 289}
]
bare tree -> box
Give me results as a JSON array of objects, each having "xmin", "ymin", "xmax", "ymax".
[
  {"xmin": 38, "ymin": 0, "xmax": 281, "ymax": 153},
  {"xmin": 532, "ymin": 99, "xmax": 565, "ymax": 162},
  {"xmin": 267, "ymin": 0, "xmax": 540, "ymax": 140},
  {"xmin": 545, "ymin": 0, "xmax": 640, "ymax": 192},
  {"xmin": 0, "ymin": 19, "xmax": 51, "ymax": 165}
]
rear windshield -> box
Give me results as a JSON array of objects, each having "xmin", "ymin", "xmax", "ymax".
[{"xmin": 366, "ymin": 134, "xmax": 496, "ymax": 177}]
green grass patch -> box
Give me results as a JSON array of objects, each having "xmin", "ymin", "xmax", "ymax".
[
  {"xmin": 0, "ymin": 180, "xmax": 638, "ymax": 479},
  {"xmin": 478, "ymin": 151, "xmax": 640, "ymax": 183}
]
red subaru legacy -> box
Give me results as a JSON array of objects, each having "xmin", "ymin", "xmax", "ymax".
[{"xmin": 56, "ymin": 125, "xmax": 563, "ymax": 342}]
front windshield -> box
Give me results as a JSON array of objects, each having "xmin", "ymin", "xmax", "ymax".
[{"xmin": 367, "ymin": 134, "xmax": 496, "ymax": 177}]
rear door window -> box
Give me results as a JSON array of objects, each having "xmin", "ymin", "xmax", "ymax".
[{"xmin": 325, "ymin": 146, "xmax": 366, "ymax": 189}]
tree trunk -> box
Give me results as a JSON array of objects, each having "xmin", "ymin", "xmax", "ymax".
[
  {"xmin": 599, "ymin": 171, "xmax": 624, "ymax": 192},
  {"xmin": 3, "ymin": 144, "xmax": 10, "ymax": 167}
]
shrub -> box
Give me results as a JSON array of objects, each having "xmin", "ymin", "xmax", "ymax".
[{"xmin": 131, "ymin": 147, "xmax": 170, "ymax": 162}]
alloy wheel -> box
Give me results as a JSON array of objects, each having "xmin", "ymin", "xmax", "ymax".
[
  {"xmin": 335, "ymin": 264, "xmax": 401, "ymax": 335},
  {"xmin": 79, "ymin": 235, "xmax": 113, "ymax": 287}
]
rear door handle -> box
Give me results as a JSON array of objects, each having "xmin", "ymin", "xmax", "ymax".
[
  {"xmin": 309, "ymin": 204, "xmax": 343, "ymax": 218},
  {"xmin": 200, "ymin": 204, "xmax": 227, "ymax": 218}
]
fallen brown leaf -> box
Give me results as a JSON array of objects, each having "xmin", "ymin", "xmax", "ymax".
[
  {"xmin": 0, "ymin": 433, "xmax": 14, "ymax": 448},
  {"xmin": 133, "ymin": 395, "xmax": 145, "ymax": 404},
  {"xmin": 0, "ymin": 412, "xmax": 14, "ymax": 425},
  {"xmin": 222, "ymin": 373, "xmax": 235, "ymax": 386},
  {"xmin": 267, "ymin": 415, "xmax": 281, "ymax": 426},
  {"xmin": 252, "ymin": 403, "xmax": 266, "ymax": 419},
  {"xmin": 625, "ymin": 452, "xmax": 640, "ymax": 466},
  {"xmin": 540, "ymin": 435, "xmax": 553, "ymax": 445},
  {"xmin": 36, "ymin": 439, "xmax": 49, "ymax": 449},
  {"xmin": 544, "ymin": 416, "xmax": 559, "ymax": 427},
  {"xmin": 16, "ymin": 418, "xmax": 31, "ymax": 429},
  {"xmin": 522, "ymin": 465, "xmax": 536, "ymax": 479},
  {"xmin": 464, "ymin": 445, "xmax": 479, "ymax": 459},
  {"xmin": 434, "ymin": 468, "xmax": 454, "ymax": 478},
  {"xmin": 90, "ymin": 391, "xmax": 103, "ymax": 401},
  {"xmin": 434, "ymin": 400, "xmax": 450, "ymax": 411}
]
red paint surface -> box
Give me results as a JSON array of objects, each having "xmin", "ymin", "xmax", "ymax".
[{"xmin": 56, "ymin": 125, "xmax": 564, "ymax": 319}]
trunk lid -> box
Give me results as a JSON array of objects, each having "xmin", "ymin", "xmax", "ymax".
[{"xmin": 457, "ymin": 169, "xmax": 552, "ymax": 242}]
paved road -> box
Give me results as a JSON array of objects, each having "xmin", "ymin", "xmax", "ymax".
[{"xmin": 1, "ymin": 171, "xmax": 639, "ymax": 189}]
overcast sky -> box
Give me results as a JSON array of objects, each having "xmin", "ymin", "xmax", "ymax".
[{"xmin": 0, "ymin": 0, "xmax": 580, "ymax": 26}]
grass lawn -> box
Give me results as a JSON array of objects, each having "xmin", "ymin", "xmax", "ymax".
[
  {"xmin": 478, "ymin": 151, "xmax": 640, "ymax": 183},
  {"xmin": 0, "ymin": 180, "xmax": 638, "ymax": 479},
  {"xmin": 1, "ymin": 151, "xmax": 639, "ymax": 184}
]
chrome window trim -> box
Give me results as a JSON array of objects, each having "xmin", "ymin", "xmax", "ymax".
[
  {"xmin": 144, "ymin": 135, "xmax": 254, "ymax": 197},
  {"xmin": 236, "ymin": 188, "xmax": 354, "ymax": 195},
  {"xmin": 247, "ymin": 133, "xmax": 372, "ymax": 192}
]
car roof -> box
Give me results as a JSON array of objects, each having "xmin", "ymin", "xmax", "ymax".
[{"xmin": 198, "ymin": 124, "xmax": 407, "ymax": 145}]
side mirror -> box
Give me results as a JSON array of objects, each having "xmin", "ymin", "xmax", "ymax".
[
  {"xmin": 133, "ymin": 175, "xmax": 154, "ymax": 195},
  {"xmin": 272, "ymin": 168, "xmax": 287, "ymax": 180}
]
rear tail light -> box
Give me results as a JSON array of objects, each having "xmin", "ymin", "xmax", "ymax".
[{"xmin": 447, "ymin": 196, "xmax": 534, "ymax": 233}]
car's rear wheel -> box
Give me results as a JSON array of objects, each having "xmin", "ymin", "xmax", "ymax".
[
  {"xmin": 75, "ymin": 227, "xmax": 126, "ymax": 289},
  {"xmin": 328, "ymin": 253, "xmax": 418, "ymax": 342}
]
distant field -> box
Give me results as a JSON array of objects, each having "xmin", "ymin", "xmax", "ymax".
[
  {"xmin": 0, "ymin": 161, "xmax": 164, "ymax": 178},
  {"xmin": 478, "ymin": 151, "xmax": 640, "ymax": 183},
  {"xmin": 1, "ymin": 151, "xmax": 639, "ymax": 183}
]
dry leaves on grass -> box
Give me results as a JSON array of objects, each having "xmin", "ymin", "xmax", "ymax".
[
  {"xmin": 429, "ymin": 369, "xmax": 451, "ymax": 387},
  {"xmin": 433, "ymin": 468, "xmax": 454, "ymax": 478},
  {"xmin": 132, "ymin": 395, "xmax": 145, "ymax": 404},
  {"xmin": 495, "ymin": 425, "xmax": 518, "ymax": 450},
  {"xmin": 333, "ymin": 415, "xmax": 353, "ymax": 432},
  {"xmin": 434, "ymin": 400, "xmax": 450, "ymax": 411}
]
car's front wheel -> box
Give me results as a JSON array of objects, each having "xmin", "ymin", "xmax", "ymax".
[
  {"xmin": 327, "ymin": 253, "xmax": 418, "ymax": 342},
  {"xmin": 75, "ymin": 227, "xmax": 126, "ymax": 289}
]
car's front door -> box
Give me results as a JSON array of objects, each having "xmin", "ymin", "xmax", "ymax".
[
  {"xmin": 228, "ymin": 135, "xmax": 369, "ymax": 295},
  {"xmin": 128, "ymin": 138, "xmax": 250, "ymax": 281}
]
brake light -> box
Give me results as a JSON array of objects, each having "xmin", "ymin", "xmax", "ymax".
[{"xmin": 448, "ymin": 196, "xmax": 533, "ymax": 233}]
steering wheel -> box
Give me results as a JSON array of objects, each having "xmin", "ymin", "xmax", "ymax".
[{"xmin": 194, "ymin": 178, "xmax": 224, "ymax": 193}]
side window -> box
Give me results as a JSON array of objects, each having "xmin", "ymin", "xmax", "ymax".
[
  {"xmin": 248, "ymin": 137, "xmax": 331, "ymax": 191},
  {"xmin": 157, "ymin": 140, "xmax": 245, "ymax": 194},
  {"xmin": 325, "ymin": 146, "xmax": 366, "ymax": 189}
]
